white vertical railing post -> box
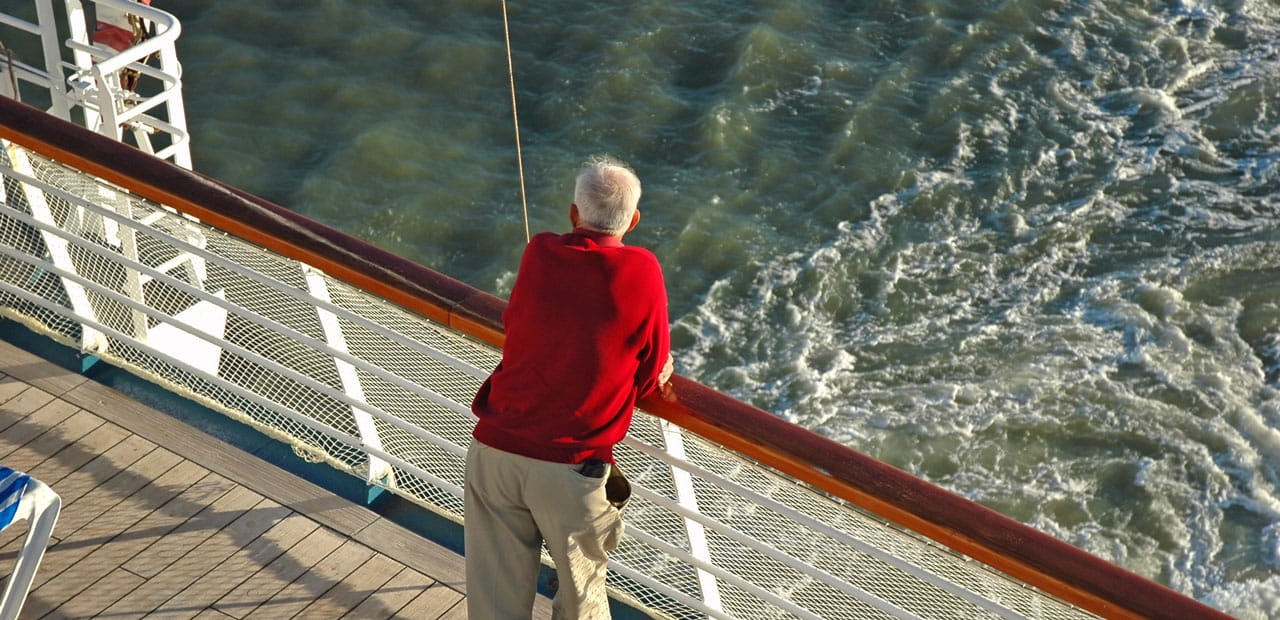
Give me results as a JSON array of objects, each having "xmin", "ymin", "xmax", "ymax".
[
  {"xmin": 156, "ymin": 38, "xmax": 190, "ymax": 168},
  {"xmin": 661, "ymin": 419, "xmax": 722, "ymax": 614},
  {"xmin": 89, "ymin": 62, "xmax": 121, "ymax": 141},
  {"xmin": 3, "ymin": 141, "xmax": 109, "ymax": 353},
  {"xmin": 36, "ymin": 0, "xmax": 72, "ymax": 120},
  {"xmin": 304, "ymin": 265, "xmax": 394, "ymax": 488},
  {"xmin": 62, "ymin": 0, "xmax": 99, "ymax": 130},
  {"xmin": 111, "ymin": 190, "xmax": 151, "ymax": 341}
]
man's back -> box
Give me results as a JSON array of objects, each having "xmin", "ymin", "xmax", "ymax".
[{"xmin": 471, "ymin": 228, "xmax": 670, "ymax": 465}]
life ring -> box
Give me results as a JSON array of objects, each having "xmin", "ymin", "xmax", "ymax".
[{"xmin": 92, "ymin": 0, "xmax": 154, "ymax": 91}]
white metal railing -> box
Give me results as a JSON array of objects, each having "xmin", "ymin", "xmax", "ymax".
[
  {"xmin": 0, "ymin": 0, "xmax": 189, "ymax": 167},
  {"xmin": 0, "ymin": 133, "xmax": 1095, "ymax": 620}
]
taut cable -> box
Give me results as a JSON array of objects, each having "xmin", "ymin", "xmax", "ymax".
[{"xmin": 500, "ymin": 0, "xmax": 531, "ymax": 243}]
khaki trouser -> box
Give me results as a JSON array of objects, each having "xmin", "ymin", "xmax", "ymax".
[{"xmin": 465, "ymin": 441, "xmax": 624, "ymax": 619}]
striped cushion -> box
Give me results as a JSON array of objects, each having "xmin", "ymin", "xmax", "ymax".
[{"xmin": 0, "ymin": 467, "xmax": 31, "ymax": 531}]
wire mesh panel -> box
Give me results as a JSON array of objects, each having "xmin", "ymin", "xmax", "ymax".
[{"xmin": 0, "ymin": 140, "xmax": 1096, "ymax": 619}]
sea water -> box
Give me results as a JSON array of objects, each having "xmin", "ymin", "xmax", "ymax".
[{"xmin": 163, "ymin": 0, "xmax": 1280, "ymax": 616}]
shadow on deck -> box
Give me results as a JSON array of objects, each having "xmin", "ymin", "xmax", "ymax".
[{"xmin": 0, "ymin": 332, "xmax": 552, "ymax": 619}]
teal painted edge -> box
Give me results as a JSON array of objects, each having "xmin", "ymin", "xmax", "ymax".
[
  {"xmin": 0, "ymin": 319, "xmax": 655, "ymax": 619},
  {"xmin": 80, "ymin": 353, "xmax": 101, "ymax": 373}
]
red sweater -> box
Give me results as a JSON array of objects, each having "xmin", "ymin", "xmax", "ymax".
[{"xmin": 472, "ymin": 228, "xmax": 670, "ymax": 464}]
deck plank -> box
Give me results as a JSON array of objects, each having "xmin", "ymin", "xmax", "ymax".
[
  {"xmin": 1, "ymin": 407, "xmax": 100, "ymax": 475},
  {"xmin": 353, "ymin": 516, "xmax": 466, "ymax": 591},
  {"xmin": 43, "ymin": 432, "xmax": 158, "ymax": 517},
  {"xmin": 212, "ymin": 525, "xmax": 347, "ymax": 618},
  {"xmin": 295, "ymin": 551, "xmax": 405, "ymax": 618},
  {"xmin": 153, "ymin": 512, "xmax": 318, "ymax": 620},
  {"xmin": 398, "ymin": 582, "xmax": 468, "ymax": 620},
  {"xmin": 0, "ymin": 385, "xmax": 56, "ymax": 419},
  {"xmin": 0, "ymin": 374, "xmax": 27, "ymax": 405},
  {"xmin": 192, "ymin": 609, "xmax": 238, "ymax": 620},
  {"xmin": 0, "ymin": 341, "xmax": 90, "ymax": 396},
  {"xmin": 24, "ymin": 419, "xmax": 130, "ymax": 487},
  {"xmin": 439, "ymin": 600, "xmax": 469, "ymax": 619},
  {"xmin": 62, "ymin": 472, "xmax": 239, "ymax": 618},
  {"xmin": 339, "ymin": 566, "xmax": 434, "ymax": 619},
  {"xmin": 18, "ymin": 446, "xmax": 184, "ymax": 615},
  {"xmin": 122, "ymin": 484, "xmax": 267, "ymax": 580},
  {"xmin": 106, "ymin": 499, "xmax": 292, "ymax": 617},
  {"xmin": 0, "ymin": 428, "xmax": 156, "ymax": 560},
  {"xmin": 0, "ymin": 388, "xmax": 71, "ymax": 456},
  {"xmin": 0, "ymin": 335, "xmax": 507, "ymax": 618},
  {"xmin": 243, "ymin": 538, "xmax": 377, "ymax": 619},
  {"xmin": 192, "ymin": 610, "xmax": 238, "ymax": 620},
  {"xmin": 0, "ymin": 419, "xmax": 131, "ymax": 550},
  {"xmin": 44, "ymin": 442, "xmax": 178, "ymax": 544},
  {"xmin": 41, "ymin": 566, "xmax": 145, "ymax": 619},
  {"xmin": 19, "ymin": 459, "xmax": 214, "ymax": 610},
  {"xmin": 61, "ymin": 379, "xmax": 379, "ymax": 537}
]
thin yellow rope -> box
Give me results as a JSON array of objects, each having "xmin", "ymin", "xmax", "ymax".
[{"xmin": 500, "ymin": 0, "xmax": 531, "ymax": 243}]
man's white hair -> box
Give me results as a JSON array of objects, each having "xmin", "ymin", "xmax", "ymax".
[{"xmin": 574, "ymin": 155, "xmax": 641, "ymax": 236}]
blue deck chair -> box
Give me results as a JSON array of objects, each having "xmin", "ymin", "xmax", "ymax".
[{"xmin": 0, "ymin": 467, "xmax": 60, "ymax": 620}]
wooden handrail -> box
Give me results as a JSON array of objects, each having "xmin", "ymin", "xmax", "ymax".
[{"xmin": 0, "ymin": 96, "xmax": 1230, "ymax": 619}]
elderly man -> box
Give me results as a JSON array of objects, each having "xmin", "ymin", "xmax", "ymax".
[{"xmin": 466, "ymin": 156, "xmax": 673, "ymax": 619}]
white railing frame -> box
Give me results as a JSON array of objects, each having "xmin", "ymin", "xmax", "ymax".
[
  {"xmin": 630, "ymin": 484, "xmax": 921, "ymax": 620},
  {"xmin": 2, "ymin": 1, "xmax": 190, "ymax": 167},
  {"xmin": 623, "ymin": 527, "xmax": 831, "ymax": 620},
  {"xmin": 660, "ymin": 419, "xmax": 723, "ymax": 611},
  {"xmin": 1, "ymin": 171, "xmax": 929, "ymax": 616},
  {"xmin": 0, "ymin": 4, "xmax": 73, "ymax": 120},
  {"xmin": 0, "ymin": 270, "xmax": 466, "ymax": 497},
  {"xmin": 0, "ymin": 173, "xmax": 476, "ymax": 463},
  {"xmin": 37, "ymin": 1, "xmax": 71, "ymax": 120},
  {"xmin": 0, "ymin": 152, "xmax": 1055, "ymax": 619},
  {"xmin": 0, "ymin": 234, "xmax": 464, "ymax": 459},
  {"xmin": 304, "ymin": 263, "xmax": 394, "ymax": 486},
  {"xmin": 1, "ymin": 217, "xmax": 916, "ymax": 619},
  {"xmin": 3, "ymin": 144, "xmax": 108, "ymax": 352},
  {"xmin": 0, "ymin": 161, "xmax": 488, "ymax": 379},
  {"xmin": 66, "ymin": 0, "xmax": 190, "ymax": 167},
  {"xmin": 621, "ymin": 438, "xmax": 1029, "ymax": 619}
]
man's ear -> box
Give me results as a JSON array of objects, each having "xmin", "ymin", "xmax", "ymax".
[
  {"xmin": 627, "ymin": 209, "xmax": 640, "ymax": 233},
  {"xmin": 570, "ymin": 204, "xmax": 581, "ymax": 228}
]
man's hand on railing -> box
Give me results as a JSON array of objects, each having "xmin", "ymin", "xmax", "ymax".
[
  {"xmin": 658, "ymin": 353, "xmax": 676, "ymax": 402},
  {"xmin": 659, "ymin": 352, "xmax": 674, "ymax": 384}
]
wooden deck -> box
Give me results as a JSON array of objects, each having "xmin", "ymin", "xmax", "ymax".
[{"xmin": 0, "ymin": 336, "xmax": 552, "ymax": 619}]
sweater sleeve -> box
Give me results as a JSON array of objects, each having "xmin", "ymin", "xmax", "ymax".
[{"xmin": 632, "ymin": 261, "xmax": 671, "ymax": 399}]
